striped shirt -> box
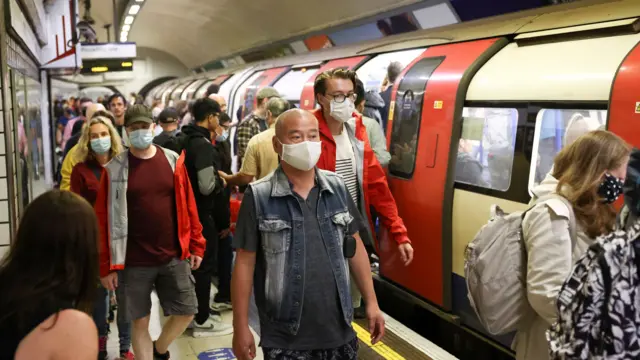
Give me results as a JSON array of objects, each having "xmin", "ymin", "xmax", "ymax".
[{"xmin": 334, "ymin": 128, "xmax": 359, "ymax": 205}]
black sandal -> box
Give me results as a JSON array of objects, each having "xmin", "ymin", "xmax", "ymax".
[{"xmin": 153, "ymin": 341, "xmax": 170, "ymax": 360}]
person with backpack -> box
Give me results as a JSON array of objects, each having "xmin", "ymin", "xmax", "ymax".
[
  {"xmin": 69, "ymin": 115, "xmax": 134, "ymax": 360},
  {"xmin": 520, "ymin": 130, "xmax": 629, "ymax": 359},
  {"xmin": 153, "ymin": 107, "xmax": 184, "ymax": 153},
  {"xmin": 180, "ymin": 98, "xmax": 231, "ymax": 337},
  {"xmin": 548, "ymin": 146, "xmax": 639, "ymax": 359},
  {"xmin": 465, "ymin": 130, "xmax": 630, "ymax": 360}
]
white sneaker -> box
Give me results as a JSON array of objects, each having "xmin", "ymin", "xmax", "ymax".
[
  {"xmin": 210, "ymin": 301, "xmax": 232, "ymax": 312},
  {"xmin": 192, "ymin": 318, "xmax": 233, "ymax": 338}
]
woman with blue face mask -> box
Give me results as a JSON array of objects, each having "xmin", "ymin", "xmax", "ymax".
[{"xmin": 69, "ymin": 115, "xmax": 131, "ymax": 360}]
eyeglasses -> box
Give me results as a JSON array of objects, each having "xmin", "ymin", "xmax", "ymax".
[{"xmin": 326, "ymin": 93, "xmax": 356, "ymax": 104}]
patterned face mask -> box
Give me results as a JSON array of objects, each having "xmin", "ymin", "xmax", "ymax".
[{"xmin": 598, "ymin": 173, "xmax": 624, "ymax": 204}]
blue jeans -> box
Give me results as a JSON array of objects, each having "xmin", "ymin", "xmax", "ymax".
[{"xmin": 92, "ymin": 284, "xmax": 132, "ymax": 354}]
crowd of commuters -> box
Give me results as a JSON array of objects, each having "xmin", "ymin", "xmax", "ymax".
[{"xmin": 4, "ymin": 62, "xmax": 640, "ymax": 360}]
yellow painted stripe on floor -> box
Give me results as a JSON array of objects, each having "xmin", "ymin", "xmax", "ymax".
[{"xmin": 352, "ymin": 322, "xmax": 406, "ymax": 360}]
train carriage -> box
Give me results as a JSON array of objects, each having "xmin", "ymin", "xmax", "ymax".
[{"xmin": 144, "ymin": 0, "xmax": 640, "ymax": 356}]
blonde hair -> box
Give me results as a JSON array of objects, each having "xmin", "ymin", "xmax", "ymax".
[
  {"xmin": 552, "ymin": 130, "xmax": 630, "ymax": 238},
  {"xmin": 76, "ymin": 116, "xmax": 124, "ymax": 162}
]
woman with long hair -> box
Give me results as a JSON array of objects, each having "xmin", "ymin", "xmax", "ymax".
[
  {"xmin": 0, "ymin": 190, "xmax": 99, "ymax": 359},
  {"xmin": 71, "ymin": 115, "xmax": 124, "ymax": 204},
  {"xmin": 70, "ymin": 115, "xmax": 132, "ymax": 360},
  {"xmin": 516, "ymin": 130, "xmax": 631, "ymax": 360}
]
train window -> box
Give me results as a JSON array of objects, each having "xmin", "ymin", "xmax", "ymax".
[
  {"xmin": 455, "ymin": 108, "xmax": 519, "ymax": 191},
  {"xmin": 355, "ymin": 49, "xmax": 425, "ymax": 92},
  {"xmin": 529, "ymin": 108, "xmax": 607, "ymax": 190},
  {"xmin": 388, "ymin": 57, "xmax": 444, "ymax": 179},
  {"xmin": 182, "ymin": 79, "xmax": 208, "ymax": 100},
  {"xmin": 273, "ymin": 67, "xmax": 319, "ymax": 102}
]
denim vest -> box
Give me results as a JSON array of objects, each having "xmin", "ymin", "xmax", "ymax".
[{"xmin": 249, "ymin": 166, "xmax": 354, "ymax": 335}]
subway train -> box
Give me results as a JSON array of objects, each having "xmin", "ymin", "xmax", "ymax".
[{"xmin": 144, "ymin": 0, "xmax": 640, "ymax": 356}]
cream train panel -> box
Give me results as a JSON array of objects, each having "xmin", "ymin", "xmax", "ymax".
[
  {"xmin": 451, "ymin": 189, "xmax": 528, "ymax": 276},
  {"xmin": 466, "ymin": 32, "xmax": 640, "ymax": 101}
]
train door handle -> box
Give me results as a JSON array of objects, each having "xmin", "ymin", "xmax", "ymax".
[{"xmin": 425, "ymin": 132, "xmax": 438, "ymax": 168}]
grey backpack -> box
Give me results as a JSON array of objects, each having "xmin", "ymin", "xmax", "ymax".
[{"xmin": 464, "ymin": 194, "xmax": 576, "ymax": 335}]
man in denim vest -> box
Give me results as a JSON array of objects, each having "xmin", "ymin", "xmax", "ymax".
[{"xmin": 232, "ymin": 109, "xmax": 385, "ymax": 360}]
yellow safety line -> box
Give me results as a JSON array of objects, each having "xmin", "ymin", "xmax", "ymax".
[{"xmin": 352, "ymin": 322, "xmax": 406, "ymax": 360}]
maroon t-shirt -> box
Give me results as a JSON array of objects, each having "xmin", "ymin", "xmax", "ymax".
[{"xmin": 126, "ymin": 146, "xmax": 180, "ymax": 266}]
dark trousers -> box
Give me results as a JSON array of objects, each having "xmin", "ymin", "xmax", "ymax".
[
  {"xmin": 193, "ymin": 210, "xmax": 218, "ymax": 324},
  {"xmin": 215, "ymin": 235, "xmax": 233, "ymax": 302}
]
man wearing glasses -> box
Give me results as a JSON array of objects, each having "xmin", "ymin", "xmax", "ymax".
[
  {"xmin": 312, "ymin": 68, "xmax": 415, "ymax": 316},
  {"xmin": 181, "ymin": 97, "xmax": 233, "ymax": 337}
]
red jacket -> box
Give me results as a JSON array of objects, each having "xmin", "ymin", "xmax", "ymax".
[
  {"xmin": 313, "ymin": 109, "xmax": 410, "ymax": 245},
  {"xmin": 94, "ymin": 148, "xmax": 206, "ymax": 277}
]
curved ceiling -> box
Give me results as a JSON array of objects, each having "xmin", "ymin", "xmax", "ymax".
[{"xmin": 126, "ymin": 0, "xmax": 424, "ymax": 68}]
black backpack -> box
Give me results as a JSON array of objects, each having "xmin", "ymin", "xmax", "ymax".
[{"xmin": 155, "ymin": 132, "xmax": 188, "ymax": 155}]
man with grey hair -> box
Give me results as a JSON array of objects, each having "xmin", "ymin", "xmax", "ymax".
[
  {"xmin": 232, "ymin": 108, "xmax": 384, "ymax": 360},
  {"xmin": 379, "ymin": 61, "xmax": 404, "ymax": 133},
  {"xmin": 219, "ymin": 97, "xmax": 289, "ymax": 185}
]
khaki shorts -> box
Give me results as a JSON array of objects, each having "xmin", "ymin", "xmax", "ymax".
[{"xmin": 120, "ymin": 258, "xmax": 197, "ymax": 320}]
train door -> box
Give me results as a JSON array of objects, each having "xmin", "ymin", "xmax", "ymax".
[
  {"xmin": 169, "ymin": 79, "xmax": 196, "ymax": 105},
  {"xmin": 609, "ymin": 41, "xmax": 640, "ymax": 147},
  {"xmin": 382, "ymin": 38, "xmax": 506, "ymax": 309},
  {"xmin": 272, "ymin": 64, "xmax": 321, "ymax": 108},
  {"xmin": 299, "ymin": 56, "xmax": 369, "ymax": 110},
  {"xmin": 181, "ymin": 78, "xmax": 208, "ymax": 100},
  {"xmin": 239, "ymin": 67, "xmax": 289, "ymax": 120},
  {"xmin": 194, "ymin": 74, "xmax": 231, "ymax": 100}
]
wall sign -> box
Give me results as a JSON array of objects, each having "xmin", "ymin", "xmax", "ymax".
[{"xmin": 81, "ymin": 43, "xmax": 137, "ymax": 60}]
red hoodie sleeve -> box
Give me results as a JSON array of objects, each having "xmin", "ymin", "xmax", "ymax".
[
  {"xmin": 94, "ymin": 170, "xmax": 112, "ymax": 277},
  {"xmin": 362, "ymin": 125, "xmax": 411, "ymax": 245},
  {"xmin": 182, "ymin": 162, "xmax": 206, "ymax": 258}
]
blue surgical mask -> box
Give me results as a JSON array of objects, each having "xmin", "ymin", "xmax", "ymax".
[
  {"xmin": 90, "ymin": 136, "xmax": 111, "ymax": 154},
  {"xmin": 129, "ymin": 128, "xmax": 154, "ymax": 149},
  {"xmin": 216, "ymin": 129, "xmax": 229, "ymax": 142}
]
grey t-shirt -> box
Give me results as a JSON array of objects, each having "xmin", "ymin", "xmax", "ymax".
[{"xmin": 233, "ymin": 182, "xmax": 365, "ymax": 350}]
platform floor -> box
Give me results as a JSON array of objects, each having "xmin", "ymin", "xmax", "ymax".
[{"xmin": 104, "ymin": 288, "xmax": 457, "ymax": 360}]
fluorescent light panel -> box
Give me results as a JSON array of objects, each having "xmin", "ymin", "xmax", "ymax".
[
  {"xmin": 129, "ymin": 5, "xmax": 140, "ymax": 15},
  {"xmin": 122, "ymin": 25, "xmax": 130, "ymax": 31},
  {"xmin": 124, "ymin": 16, "xmax": 134, "ymax": 25}
]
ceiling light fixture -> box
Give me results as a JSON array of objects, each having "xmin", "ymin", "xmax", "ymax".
[
  {"xmin": 129, "ymin": 5, "xmax": 140, "ymax": 15},
  {"xmin": 122, "ymin": 25, "xmax": 130, "ymax": 31},
  {"xmin": 124, "ymin": 16, "xmax": 134, "ymax": 25}
]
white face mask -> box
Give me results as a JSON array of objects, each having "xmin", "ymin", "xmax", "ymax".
[
  {"xmin": 329, "ymin": 99, "xmax": 355, "ymax": 124},
  {"xmin": 280, "ymin": 140, "xmax": 322, "ymax": 171}
]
